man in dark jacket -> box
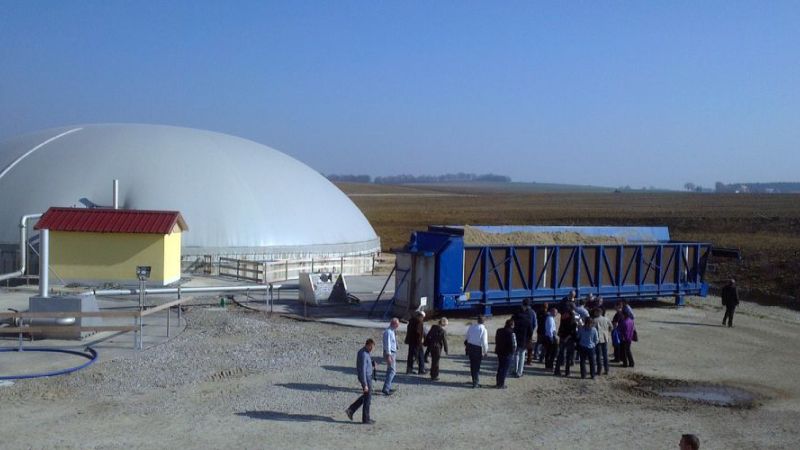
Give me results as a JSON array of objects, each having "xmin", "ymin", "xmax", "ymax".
[
  {"xmin": 495, "ymin": 319, "xmax": 516, "ymax": 388},
  {"xmin": 405, "ymin": 311, "xmax": 426, "ymax": 374},
  {"xmin": 554, "ymin": 308, "xmax": 578, "ymax": 377},
  {"xmin": 512, "ymin": 306, "xmax": 533, "ymax": 378},
  {"xmin": 346, "ymin": 339, "xmax": 375, "ymax": 424},
  {"xmin": 522, "ymin": 299, "xmax": 538, "ymax": 364},
  {"xmin": 721, "ymin": 279, "xmax": 740, "ymax": 328},
  {"xmin": 424, "ymin": 318, "xmax": 449, "ymax": 381}
]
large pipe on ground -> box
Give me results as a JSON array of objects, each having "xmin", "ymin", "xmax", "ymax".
[{"xmin": 0, "ymin": 213, "xmax": 43, "ymax": 282}]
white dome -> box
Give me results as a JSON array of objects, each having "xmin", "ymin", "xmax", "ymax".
[{"xmin": 0, "ymin": 124, "xmax": 379, "ymax": 257}]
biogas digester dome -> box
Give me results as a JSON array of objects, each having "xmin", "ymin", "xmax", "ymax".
[{"xmin": 0, "ymin": 124, "xmax": 380, "ymax": 261}]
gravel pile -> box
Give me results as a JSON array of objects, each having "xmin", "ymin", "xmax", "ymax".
[{"xmin": 463, "ymin": 225, "xmax": 628, "ymax": 246}]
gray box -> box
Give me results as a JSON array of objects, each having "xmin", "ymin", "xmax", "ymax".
[{"xmin": 28, "ymin": 295, "xmax": 102, "ymax": 340}]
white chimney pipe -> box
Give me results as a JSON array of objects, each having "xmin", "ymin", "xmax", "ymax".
[
  {"xmin": 113, "ymin": 179, "xmax": 119, "ymax": 209},
  {"xmin": 39, "ymin": 228, "xmax": 49, "ymax": 298}
]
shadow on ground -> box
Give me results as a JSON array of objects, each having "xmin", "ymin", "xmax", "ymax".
[
  {"xmin": 236, "ymin": 411, "xmax": 351, "ymax": 424},
  {"xmin": 275, "ymin": 382, "xmax": 359, "ymax": 393},
  {"xmin": 652, "ymin": 320, "xmax": 723, "ymax": 328}
]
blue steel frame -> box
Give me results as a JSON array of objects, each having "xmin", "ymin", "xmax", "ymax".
[{"xmin": 403, "ymin": 229, "xmax": 711, "ymax": 315}]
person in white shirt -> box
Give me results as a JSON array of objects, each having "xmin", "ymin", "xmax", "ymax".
[
  {"xmin": 464, "ymin": 316, "xmax": 489, "ymax": 388},
  {"xmin": 543, "ymin": 307, "xmax": 558, "ymax": 369},
  {"xmin": 382, "ymin": 318, "xmax": 400, "ymax": 395}
]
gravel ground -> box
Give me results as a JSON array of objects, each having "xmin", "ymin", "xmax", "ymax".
[{"xmin": 0, "ymin": 297, "xmax": 799, "ymax": 449}]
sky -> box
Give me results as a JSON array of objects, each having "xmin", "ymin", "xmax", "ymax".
[{"xmin": 1, "ymin": 1, "xmax": 798, "ymax": 189}]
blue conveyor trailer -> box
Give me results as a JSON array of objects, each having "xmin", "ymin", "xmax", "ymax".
[{"xmin": 393, "ymin": 225, "xmax": 711, "ymax": 316}]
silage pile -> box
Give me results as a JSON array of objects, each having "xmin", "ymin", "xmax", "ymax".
[{"xmin": 462, "ymin": 225, "xmax": 628, "ymax": 246}]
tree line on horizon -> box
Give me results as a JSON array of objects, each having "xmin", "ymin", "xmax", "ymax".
[
  {"xmin": 680, "ymin": 181, "xmax": 800, "ymax": 193},
  {"xmin": 326, "ymin": 172, "xmax": 512, "ymax": 184}
]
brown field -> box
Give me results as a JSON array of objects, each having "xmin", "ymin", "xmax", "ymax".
[{"xmin": 338, "ymin": 182, "xmax": 800, "ymax": 304}]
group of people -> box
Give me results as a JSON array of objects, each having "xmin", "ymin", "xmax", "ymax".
[
  {"xmin": 543, "ymin": 291, "xmax": 639, "ymax": 379},
  {"xmin": 346, "ymin": 294, "xmax": 639, "ymax": 423}
]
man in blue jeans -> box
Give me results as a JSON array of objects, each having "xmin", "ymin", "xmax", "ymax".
[
  {"xmin": 382, "ymin": 318, "xmax": 400, "ymax": 395},
  {"xmin": 346, "ymin": 339, "xmax": 376, "ymax": 424}
]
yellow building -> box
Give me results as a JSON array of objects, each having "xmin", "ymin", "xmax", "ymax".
[{"xmin": 35, "ymin": 207, "xmax": 188, "ymax": 286}]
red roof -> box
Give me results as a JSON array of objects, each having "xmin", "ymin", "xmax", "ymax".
[{"xmin": 35, "ymin": 208, "xmax": 188, "ymax": 234}]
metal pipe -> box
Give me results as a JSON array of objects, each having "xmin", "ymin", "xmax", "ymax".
[
  {"xmin": 86, "ymin": 284, "xmax": 288, "ymax": 297},
  {"xmin": 113, "ymin": 179, "xmax": 119, "ymax": 209},
  {"xmin": 0, "ymin": 213, "xmax": 43, "ymax": 282},
  {"xmin": 39, "ymin": 229, "xmax": 49, "ymax": 297}
]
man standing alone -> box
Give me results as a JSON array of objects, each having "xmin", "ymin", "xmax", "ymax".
[
  {"xmin": 721, "ymin": 279, "xmax": 739, "ymax": 328},
  {"xmin": 382, "ymin": 318, "xmax": 400, "ymax": 395},
  {"xmin": 346, "ymin": 339, "xmax": 376, "ymax": 424}
]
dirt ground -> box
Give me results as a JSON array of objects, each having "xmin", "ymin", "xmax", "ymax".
[{"xmin": 1, "ymin": 297, "xmax": 798, "ymax": 449}]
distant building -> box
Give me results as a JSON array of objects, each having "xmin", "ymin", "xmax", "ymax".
[{"xmin": 35, "ymin": 207, "xmax": 188, "ymax": 286}]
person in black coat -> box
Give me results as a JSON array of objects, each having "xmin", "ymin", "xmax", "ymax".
[
  {"xmin": 721, "ymin": 279, "xmax": 740, "ymax": 328},
  {"xmin": 405, "ymin": 311, "xmax": 426, "ymax": 374},
  {"xmin": 424, "ymin": 318, "xmax": 449, "ymax": 381},
  {"xmin": 511, "ymin": 306, "xmax": 533, "ymax": 377},
  {"xmin": 495, "ymin": 319, "xmax": 516, "ymax": 388},
  {"xmin": 554, "ymin": 309, "xmax": 578, "ymax": 377}
]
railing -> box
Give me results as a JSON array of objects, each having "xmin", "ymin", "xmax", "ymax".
[
  {"xmin": 219, "ymin": 257, "xmax": 264, "ymax": 282},
  {"xmin": 219, "ymin": 256, "xmax": 375, "ymax": 283},
  {"xmin": 0, "ymin": 287, "xmax": 275, "ymax": 351}
]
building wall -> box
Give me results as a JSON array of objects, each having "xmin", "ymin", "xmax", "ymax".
[
  {"xmin": 50, "ymin": 231, "xmax": 178, "ymax": 285},
  {"xmin": 162, "ymin": 229, "xmax": 182, "ymax": 284}
]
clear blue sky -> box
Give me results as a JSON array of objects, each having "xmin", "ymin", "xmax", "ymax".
[{"xmin": 1, "ymin": 1, "xmax": 798, "ymax": 189}]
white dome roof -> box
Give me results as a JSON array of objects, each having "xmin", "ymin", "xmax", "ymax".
[{"xmin": 0, "ymin": 124, "xmax": 379, "ymax": 256}]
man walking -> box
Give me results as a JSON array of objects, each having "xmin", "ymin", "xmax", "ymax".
[
  {"xmin": 345, "ymin": 338, "xmax": 376, "ymax": 424},
  {"xmin": 511, "ymin": 305, "xmax": 533, "ymax": 377},
  {"xmin": 405, "ymin": 311, "xmax": 426, "ymax": 374},
  {"xmin": 424, "ymin": 317, "xmax": 449, "ymax": 381},
  {"xmin": 465, "ymin": 316, "xmax": 489, "ymax": 388},
  {"xmin": 382, "ymin": 318, "xmax": 400, "ymax": 395},
  {"xmin": 721, "ymin": 279, "xmax": 739, "ymax": 328},
  {"xmin": 495, "ymin": 319, "xmax": 516, "ymax": 389}
]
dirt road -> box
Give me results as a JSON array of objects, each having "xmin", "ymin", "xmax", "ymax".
[{"xmin": 1, "ymin": 297, "xmax": 798, "ymax": 449}]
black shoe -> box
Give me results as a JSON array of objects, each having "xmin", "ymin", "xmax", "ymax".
[
  {"xmin": 345, "ymin": 409, "xmax": 354, "ymax": 421},
  {"xmin": 431, "ymin": 377, "xmax": 439, "ymax": 381},
  {"xmin": 363, "ymin": 419, "xmax": 376, "ymax": 425},
  {"xmin": 419, "ymin": 370, "xmax": 427, "ymax": 375},
  {"xmin": 553, "ymin": 371, "xmax": 561, "ymax": 376},
  {"xmin": 382, "ymin": 390, "xmax": 393, "ymax": 396}
]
